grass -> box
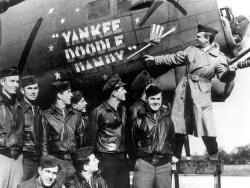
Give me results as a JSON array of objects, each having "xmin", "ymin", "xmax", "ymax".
[{"xmin": 223, "ymin": 165, "xmax": 250, "ymax": 176}]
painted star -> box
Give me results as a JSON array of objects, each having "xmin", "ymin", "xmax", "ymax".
[
  {"xmin": 75, "ymin": 8, "xmax": 80, "ymax": 13},
  {"xmin": 51, "ymin": 34, "xmax": 56, "ymax": 39},
  {"xmin": 55, "ymin": 33, "xmax": 59, "ymax": 38},
  {"xmin": 60, "ymin": 18, "xmax": 66, "ymax": 24},
  {"xmin": 102, "ymin": 74, "xmax": 108, "ymax": 80},
  {"xmin": 48, "ymin": 8, "xmax": 54, "ymax": 15},
  {"xmin": 135, "ymin": 17, "xmax": 140, "ymax": 24},
  {"xmin": 48, "ymin": 45, "xmax": 54, "ymax": 52},
  {"xmin": 55, "ymin": 72, "xmax": 61, "ymax": 80}
]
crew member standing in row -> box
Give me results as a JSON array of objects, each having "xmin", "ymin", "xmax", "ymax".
[
  {"xmin": 20, "ymin": 75, "xmax": 43, "ymax": 181},
  {"xmin": 41, "ymin": 81, "xmax": 87, "ymax": 186},
  {"xmin": 89, "ymin": 74, "xmax": 130, "ymax": 188},
  {"xmin": 0, "ymin": 67, "xmax": 24, "ymax": 188}
]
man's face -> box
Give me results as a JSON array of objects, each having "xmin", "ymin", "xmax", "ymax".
[
  {"xmin": 147, "ymin": 92, "xmax": 162, "ymax": 111},
  {"xmin": 84, "ymin": 154, "xmax": 99, "ymax": 173},
  {"xmin": 196, "ymin": 32, "xmax": 210, "ymax": 48},
  {"xmin": 73, "ymin": 97, "xmax": 87, "ymax": 112},
  {"xmin": 21, "ymin": 83, "xmax": 39, "ymax": 102},
  {"xmin": 114, "ymin": 86, "xmax": 127, "ymax": 101},
  {"xmin": 59, "ymin": 89, "xmax": 72, "ymax": 105},
  {"xmin": 38, "ymin": 166, "xmax": 59, "ymax": 187},
  {"xmin": 0, "ymin": 76, "xmax": 19, "ymax": 95}
]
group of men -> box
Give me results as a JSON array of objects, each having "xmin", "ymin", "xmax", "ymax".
[{"xmin": 0, "ymin": 23, "xmax": 238, "ymax": 188}]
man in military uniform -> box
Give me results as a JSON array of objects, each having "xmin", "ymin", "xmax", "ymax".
[
  {"xmin": 145, "ymin": 24, "xmax": 236, "ymax": 159},
  {"xmin": 132, "ymin": 84, "xmax": 177, "ymax": 188},
  {"xmin": 0, "ymin": 66, "xmax": 24, "ymax": 188},
  {"xmin": 18, "ymin": 155, "xmax": 61, "ymax": 188},
  {"xmin": 129, "ymin": 70, "xmax": 152, "ymax": 160},
  {"xmin": 41, "ymin": 81, "xmax": 86, "ymax": 186},
  {"xmin": 66, "ymin": 146, "xmax": 107, "ymax": 188},
  {"xmin": 71, "ymin": 91, "xmax": 88, "ymax": 134},
  {"xmin": 89, "ymin": 74, "xmax": 129, "ymax": 188},
  {"xmin": 20, "ymin": 75, "xmax": 43, "ymax": 181}
]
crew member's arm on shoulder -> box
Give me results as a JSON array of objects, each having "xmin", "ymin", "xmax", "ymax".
[
  {"xmin": 88, "ymin": 108, "xmax": 100, "ymax": 147},
  {"xmin": 144, "ymin": 48, "xmax": 188, "ymax": 66},
  {"xmin": 40, "ymin": 113, "xmax": 49, "ymax": 156},
  {"xmin": 215, "ymin": 54, "xmax": 236, "ymax": 82}
]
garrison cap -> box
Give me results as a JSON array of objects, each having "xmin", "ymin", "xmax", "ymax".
[
  {"xmin": 131, "ymin": 70, "xmax": 151, "ymax": 91},
  {"xmin": 72, "ymin": 146, "xmax": 94, "ymax": 162},
  {"xmin": 40, "ymin": 155, "xmax": 60, "ymax": 169},
  {"xmin": 102, "ymin": 74, "xmax": 126, "ymax": 92},
  {"xmin": 51, "ymin": 81, "xmax": 71, "ymax": 93},
  {"xmin": 71, "ymin": 91, "xmax": 83, "ymax": 104},
  {"xmin": 0, "ymin": 66, "xmax": 19, "ymax": 78},
  {"xmin": 145, "ymin": 84, "xmax": 161, "ymax": 98},
  {"xmin": 21, "ymin": 75, "xmax": 38, "ymax": 88},
  {"xmin": 197, "ymin": 24, "xmax": 218, "ymax": 36}
]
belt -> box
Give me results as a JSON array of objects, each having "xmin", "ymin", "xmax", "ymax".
[
  {"xmin": 141, "ymin": 155, "xmax": 171, "ymax": 166},
  {"xmin": 0, "ymin": 148, "xmax": 22, "ymax": 159},
  {"xmin": 187, "ymin": 74, "xmax": 210, "ymax": 82}
]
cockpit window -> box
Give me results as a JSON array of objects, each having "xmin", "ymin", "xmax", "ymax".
[
  {"xmin": 117, "ymin": 0, "xmax": 132, "ymax": 14},
  {"xmin": 87, "ymin": 0, "xmax": 110, "ymax": 20}
]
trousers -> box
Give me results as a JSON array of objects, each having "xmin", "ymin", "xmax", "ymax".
[
  {"xmin": 173, "ymin": 134, "xmax": 218, "ymax": 158},
  {"xmin": 0, "ymin": 154, "xmax": 23, "ymax": 188},
  {"xmin": 99, "ymin": 153, "xmax": 130, "ymax": 188},
  {"xmin": 133, "ymin": 159, "xmax": 172, "ymax": 188}
]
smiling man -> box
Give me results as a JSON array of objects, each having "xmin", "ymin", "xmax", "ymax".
[
  {"xmin": 132, "ymin": 84, "xmax": 176, "ymax": 188},
  {"xmin": 0, "ymin": 66, "xmax": 24, "ymax": 188},
  {"xmin": 18, "ymin": 155, "xmax": 61, "ymax": 188},
  {"xmin": 20, "ymin": 75, "xmax": 44, "ymax": 181}
]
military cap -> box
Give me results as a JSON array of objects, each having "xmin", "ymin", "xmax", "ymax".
[
  {"xmin": 20, "ymin": 75, "xmax": 38, "ymax": 88},
  {"xmin": 131, "ymin": 70, "xmax": 151, "ymax": 91},
  {"xmin": 102, "ymin": 74, "xmax": 126, "ymax": 92},
  {"xmin": 72, "ymin": 146, "xmax": 94, "ymax": 162},
  {"xmin": 71, "ymin": 91, "xmax": 83, "ymax": 104},
  {"xmin": 0, "ymin": 66, "xmax": 19, "ymax": 78},
  {"xmin": 197, "ymin": 24, "xmax": 218, "ymax": 36},
  {"xmin": 51, "ymin": 81, "xmax": 71, "ymax": 93},
  {"xmin": 40, "ymin": 155, "xmax": 60, "ymax": 169},
  {"xmin": 145, "ymin": 84, "xmax": 161, "ymax": 98}
]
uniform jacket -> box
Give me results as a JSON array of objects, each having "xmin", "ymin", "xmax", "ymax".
[
  {"xmin": 89, "ymin": 101, "xmax": 127, "ymax": 153},
  {"xmin": 41, "ymin": 105, "xmax": 86, "ymax": 156},
  {"xmin": 65, "ymin": 173, "xmax": 107, "ymax": 188},
  {"xmin": 129, "ymin": 99, "xmax": 147, "ymax": 158},
  {"xmin": 20, "ymin": 99, "xmax": 43, "ymax": 159},
  {"xmin": 154, "ymin": 43, "xmax": 235, "ymax": 136},
  {"xmin": 17, "ymin": 176, "xmax": 61, "ymax": 188},
  {"xmin": 0, "ymin": 94, "xmax": 24, "ymax": 157},
  {"xmin": 132, "ymin": 105, "xmax": 174, "ymax": 157}
]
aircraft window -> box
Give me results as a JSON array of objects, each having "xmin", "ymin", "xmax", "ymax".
[
  {"xmin": 117, "ymin": 0, "xmax": 132, "ymax": 13},
  {"xmin": 87, "ymin": 0, "xmax": 110, "ymax": 20}
]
